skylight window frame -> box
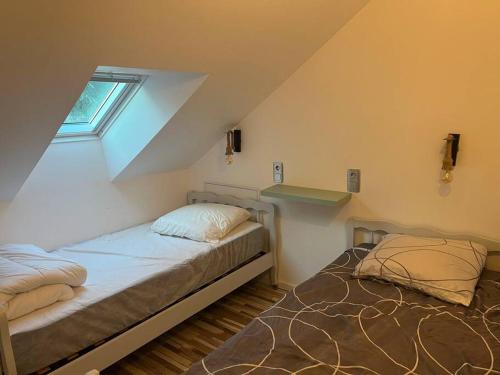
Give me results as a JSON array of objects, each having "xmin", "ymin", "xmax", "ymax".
[{"xmin": 56, "ymin": 72, "xmax": 144, "ymax": 139}]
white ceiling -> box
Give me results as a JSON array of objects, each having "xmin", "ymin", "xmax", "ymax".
[{"xmin": 0, "ymin": 0, "xmax": 368, "ymax": 200}]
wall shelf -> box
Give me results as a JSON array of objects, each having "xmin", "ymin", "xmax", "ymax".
[{"xmin": 261, "ymin": 184, "xmax": 351, "ymax": 206}]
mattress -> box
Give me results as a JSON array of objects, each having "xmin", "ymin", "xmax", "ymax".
[
  {"xmin": 186, "ymin": 247, "xmax": 500, "ymax": 374},
  {"xmin": 9, "ymin": 220, "xmax": 265, "ymax": 375}
]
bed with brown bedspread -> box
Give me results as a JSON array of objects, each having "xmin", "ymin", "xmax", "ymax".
[{"xmin": 186, "ymin": 247, "xmax": 500, "ymax": 374}]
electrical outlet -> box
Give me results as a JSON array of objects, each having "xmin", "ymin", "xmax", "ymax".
[
  {"xmin": 347, "ymin": 169, "xmax": 360, "ymax": 193},
  {"xmin": 273, "ymin": 162, "xmax": 283, "ymax": 184}
]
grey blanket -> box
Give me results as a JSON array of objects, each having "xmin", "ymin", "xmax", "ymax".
[{"xmin": 186, "ymin": 248, "xmax": 500, "ymax": 374}]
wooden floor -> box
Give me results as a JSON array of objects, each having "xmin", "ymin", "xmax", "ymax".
[{"xmin": 103, "ymin": 282, "xmax": 286, "ymax": 375}]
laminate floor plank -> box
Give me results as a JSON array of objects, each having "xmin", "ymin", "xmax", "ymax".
[{"xmin": 104, "ymin": 282, "xmax": 285, "ymax": 375}]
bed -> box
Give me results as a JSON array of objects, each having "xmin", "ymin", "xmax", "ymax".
[
  {"xmin": 185, "ymin": 219, "xmax": 500, "ymax": 374},
  {"xmin": 0, "ymin": 191, "xmax": 277, "ymax": 375}
]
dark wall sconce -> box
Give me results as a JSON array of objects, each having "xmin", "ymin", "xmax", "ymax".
[
  {"xmin": 233, "ymin": 129, "xmax": 241, "ymax": 153},
  {"xmin": 441, "ymin": 133, "xmax": 460, "ymax": 183},
  {"xmin": 225, "ymin": 129, "xmax": 241, "ymax": 164}
]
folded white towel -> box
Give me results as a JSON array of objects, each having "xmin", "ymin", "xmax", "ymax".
[{"xmin": 0, "ymin": 244, "xmax": 87, "ymax": 320}]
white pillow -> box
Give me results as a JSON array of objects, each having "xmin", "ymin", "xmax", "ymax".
[
  {"xmin": 151, "ymin": 203, "xmax": 251, "ymax": 243},
  {"xmin": 353, "ymin": 234, "xmax": 488, "ymax": 306}
]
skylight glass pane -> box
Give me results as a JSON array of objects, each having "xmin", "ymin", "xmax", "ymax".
[
  {"xmin": 56, "ymin": 73, "xmax": 142, "ymax": 138},
  {"xmin": 63, "ymin": 81, "xmax": 117, "ymax": 124},
  {"xmin": 90, "ymin": 82, "xmax": 127, "ymax": 125}
]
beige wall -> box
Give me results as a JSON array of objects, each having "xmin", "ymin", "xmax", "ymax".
[
  {"xmin": 0, "ymin": 140, "xmax": 187, "ymax": 250},
  {"xmin": 190, "ymin": 0, "xmax": 500, "ymax": 286}
]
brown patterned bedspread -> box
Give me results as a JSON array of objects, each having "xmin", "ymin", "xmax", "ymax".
[{"xmin": 186, "ymin": 248, "xmax": 500, "ymax": 374}]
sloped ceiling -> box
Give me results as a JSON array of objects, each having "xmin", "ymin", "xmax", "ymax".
[{"xmin": 0, "ymin": 0, "xmax": 368, "ymax": 199}]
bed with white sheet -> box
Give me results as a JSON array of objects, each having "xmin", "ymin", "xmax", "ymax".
[{"xmin": 0, "ymin": 191, "xmax": 277, "ymax": 375}]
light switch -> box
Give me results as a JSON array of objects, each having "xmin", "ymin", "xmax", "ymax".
[{"xmin": 347, "ymin": 169, "xmax": 360, "ymax": 193}]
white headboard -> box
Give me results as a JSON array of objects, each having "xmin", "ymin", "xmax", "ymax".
[
  {"xmin": 348, "ymin": 217, "xmax": 500, "ymax": 271},
  {"xmin": 187, "ymin": 191, "xmax": 278, "ymax": 282},
  {"xmin": 203, "ymin": 182, "xmax": 260, "ymax": 200}
]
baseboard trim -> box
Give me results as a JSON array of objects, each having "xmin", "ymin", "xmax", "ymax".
[{"xmin": 277, "ymin": 281, "xmax": 295, "ymax": 291}]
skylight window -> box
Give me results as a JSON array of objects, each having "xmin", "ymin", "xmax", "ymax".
[{"xmin": 56, "ymin": 72, "xmax": 142, "ymax": 138}]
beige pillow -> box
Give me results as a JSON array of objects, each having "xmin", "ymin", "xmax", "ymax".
[{"xmin": 353, "ymin": 234, "xmax": 487, "ymax": 306}]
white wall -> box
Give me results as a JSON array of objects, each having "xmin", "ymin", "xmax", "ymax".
[
  {"xmin": 101, "ymin": 68, "xmax": 207, "ymax": 180},
  {"xmin": 0, "ymin": 140, "xmax": 187, "ymax": 249},
  {"xmin": 190, "ymin": 0, "xmax": 500, "ymax": 287}
]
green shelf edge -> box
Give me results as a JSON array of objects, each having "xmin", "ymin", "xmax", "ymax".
[{"xmin": 260, "ymin": 184, "xmax": 351, "ymax": 206}]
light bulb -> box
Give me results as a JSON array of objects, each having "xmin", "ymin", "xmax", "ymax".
[
  {"xmin": 441, "ymin": 170, "xmax": 453, "ymax": 183},
  {"xmin": 225, "ymin": 154, "xmax": 233, "ymax": 165}
]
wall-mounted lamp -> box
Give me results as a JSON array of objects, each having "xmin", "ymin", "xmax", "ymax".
[
  {"xmin": 441, "ymin": 133, "xmax": 460, "ymax": 183},
  {"xmin": 225, "ymin": 129, "xmax": 241, "ymax": 164}
]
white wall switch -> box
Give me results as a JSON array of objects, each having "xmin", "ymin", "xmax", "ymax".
[
  {"xmin": 347, "ymin": 169, "xmax": 361, "ymax": 193},
  {"xmin": 273, "ymin": 162, "xmax": 283, "ymax": 184}
]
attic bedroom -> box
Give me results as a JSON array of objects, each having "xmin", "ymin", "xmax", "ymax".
[{"xmin": 0, "ymin": 1, "xmax": 499, "ymax": 374}]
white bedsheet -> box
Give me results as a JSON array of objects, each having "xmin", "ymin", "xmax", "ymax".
[{"xmin": 9, "ymin": 220, "xmax": 263, "ymax": 335}]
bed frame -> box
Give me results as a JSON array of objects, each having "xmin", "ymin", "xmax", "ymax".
[
  {"xmin": 0, "ymin": 191, "xmax": 277, "ymax": 375},
  {"xmin": 349, "ymin": 217, "xmax": 500, "ymax": 271}
]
